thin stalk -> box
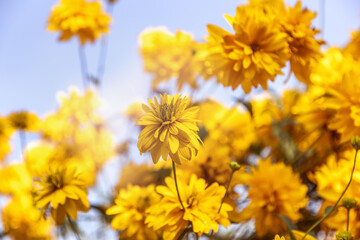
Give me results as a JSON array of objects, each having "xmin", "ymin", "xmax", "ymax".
[
  {"xmin": 302, "ymin": 149, "xmax": 358, "ymax": 239},
  {"xmin": 78, "ymin": 44, "xmax": 89, "ymax": 89},
  {"xmin": 210, "ymin": 169, "xmax": 235, "ymax": 238},
  {"xmin": 346, "ymin": 208, "xmax": 350, "ymax": 232},
  {"xmin": 67, "ymin": 215, "xmax": 81, "ymax": 240},
  {"xmin": 19, "ymin": 131, "xmax": 26, "ymax": 160},
  {"xmin": 172, "ymin": 160, "xmax": 185, "ymax": 210}
]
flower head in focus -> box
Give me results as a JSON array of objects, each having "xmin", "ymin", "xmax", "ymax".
[
  {"xmin": 146, "ymin": 174, "xmax": 232, "ymax": 239},
  {"xmin": 137, "ymin": 94, "xmax": 201, "ymax": 164},
  {"xmin": 47, "ymin": 0, "xmax": 111, "ymax": 45},
  {"xmin": 239, "ymin": 159, "xmax": 308, "ymax": 237},
  {"xmin": 201, "ymin": 4, "xmax": 289, "ymax": 93},
  {"xmin": 139, "ymin": 28, "xmax": 201, "ymax": 90},
  {"xmin": 35, "ymin": 166, "xmax": 90, "ymax": 225},
  {"xmin": 106, "ymin": 185, "xmax": 160, "ymax": 240}
]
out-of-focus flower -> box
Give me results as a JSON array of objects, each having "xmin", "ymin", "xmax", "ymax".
[
  {"xmin": 35, "ymin": 166, "xmax": 90, "ymax": 225},
  {"xmin": 281, "ymin": 1, "xmax": 324, "ymax": 84},
  {"xmin": 115, "ymin": 162, "xmax": 171, "ymax": 190},
  {"xmin": 139, "ymin": 28, "xmax": 201, "ymax": 90},
  {"xmin": 311, "ymin": 48, "xmax": 354, "ymax": 87},
  {"xmin": 0, "ymin": 116, "xmax": 14, "ymax": 162},
  {"xmin": 137, "ymin": 94, "xmax": 201, "ymax": 164},
  {"xmin": 106, "ymin": 185, "xmax": 160, "ymax": 240},
  {"xmin": 292, "ymin": 230, "xmax": 317, "ymax": 240},
  {"xmin": 198, "ymin": 101, "xmax": 256, "ymax": 159},
  {"xmin": 201, "ymin": 4, "xmax": 289, "ymax": 93},
  {"xmin": 249, "ymin": 0, "xmax": 286, "ymax": 15},
  {"xmin": 313, "ymin": 151, "xmax": 360, "ymax": 236},
  {"xmin": 124, "ymin": 102, "xmax": 145, "ymax": 120},
  {"xmin": 2, "ymin": 196, "xmax": 52, "ymax": 240},
  {"xmin": 239, "ymin": 159, "xmax": 308, "ymax": 237},
  {"xmin": 0, "ymin": 163, "xmax": 32, "ymax": 197},
  {"xmin": 274, "ymin": 235, "xmax": 285, "ymax": 240},
  {"xmin": 47, "ymin": 0, "xmax": 111, "ymax": 45},
  {"xmin": 344, "ymin": 28, "xmax": 360, "ymax": 60},
  {"xmin": 7, "ymin": 111, "xmax": 41, "ymax": 132},
  {"xmin": 146, "ymin": 174, "xmax": 232, "ymax": 239}
]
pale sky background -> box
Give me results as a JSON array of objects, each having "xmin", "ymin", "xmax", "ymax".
[{"xmin": 0, "ymin": 0, "xmax": 360, "ymax": 238}]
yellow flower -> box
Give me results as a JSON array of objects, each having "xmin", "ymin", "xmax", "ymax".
[
  {"xmin": 344, "ymin": 28, "xmax": 360, "ymax": 60},
  {"xmin": 0, "ymin": 116, "xmax": 14, "ymax": 162},
  {"xmin": 274, "ymin": 235, "xmax": 286, "ymax": 240},
  {"xmin": 124, "ymin": 101, "xmax": 145, "ymax": 120},
  {"xmin": 106, "ymin": 185, "xmax": 161, "ymax": 240},
  {"xmin": 239, "ymin": 159, "xmax": 308, "ymax": 237},
  {"xmin": 137, "ymin": 94, "xmax": 201, "ymax": 164},
  {"xmin": 2, "ymin": 196, "xmax": 52, "ymax": 240},
  {"xmin": 281, "ymin": 1, "xmax": 324, "ymax": 84},
  {"xmin": 249, "ymin": 0, "xmax": 286, "ymax": 15},
  {"xmin": 201, "ymin": 4, "xmax": 289, "ymax": 93},
  {"xmin": 47, "ymin": 0, "xmax": 111, "ymax": 45},
  {"xmin": 7, "ymin": 111, "xmax": 41, "ymax": 132},
  {"xmin": 0, "ymin": 163, "xmax": 32, "ymax": 196},
  {"xmin": 313, "ymin": 151, "xmax": 360, "ymax": 236},
  {"xmin": 321, "ymin": 69, "xmax": 360, "ymax": 142},
  {"xmin": 115, "ymin": 162, "xmax": 171, "ymax": 190},
  {"xmin": 146, "ymin": 174, "xmax": 232, "ymax": 239},
  {"xmin": 311, "ymin": 48, "xmax": 354, "ymax": 87},
  {"xmin": 139, "ymin": 27, "xmax": 200, "ymax": 90},
  {"xmin": 292, "ymin": 230, "xmax": 317, "ymax": 240},
  {"xmin": 198, "ymin": 100, "xmax": 256, "ymax": 159},
  {"xmin": 35, "ymin": 166, "xmax": 90, "ymax": 225}
]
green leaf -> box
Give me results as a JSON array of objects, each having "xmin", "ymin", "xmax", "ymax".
[{"xmin": 279, "ymin": 214, "xmax": 297, "ymax": 240}]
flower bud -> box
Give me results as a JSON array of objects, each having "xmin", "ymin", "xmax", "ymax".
[
  {"xmin": 342, "ymin": 198, "xmax": 357, "ymax": 209},
  {"xmin": 228, "ymin": 162, "xmax": 241, "ymax": 171},
  {"xmin": 351, "ymin": 136, "xmax": 360, "ymax": 150},
  {"xmin": 336, "ymin": 231, "xmax": 353, "ymax": 240}
]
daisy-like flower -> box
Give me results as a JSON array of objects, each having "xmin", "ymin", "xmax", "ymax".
[
  {"xmin": 239, "ymin": 159, "xmax": 308, "ymax": 237},
  {"xmin": 281, "ymin": 1, "xmax": 324, "ymax": 84},
  {"xmin": 7, "ymin": 111, "xmax": 41, "ymax": 132},
  {"xmin": 47, "ymin": 0, "xmax": 111, "ymax": 45},
  {"xmin": 139, "ymin": 28, "xmax": 201, "ymax": 91},
  {"xmin": 201, "ymin": 4, "xmax": 289, "ymax": 93},
  {"xmin": 137, "ymin": 94, "xmax": 201, "ymax": 164},
  {"xmin": 34, "ymin": 166, "xmax": 90, "ymax": 225},
  {"xmin": 146, "ymin": 174, "xmax": 232, "ymax": 239},
  {"xmin": 106, "ymin": 185, "xmax": 160, "ymax": 240}
]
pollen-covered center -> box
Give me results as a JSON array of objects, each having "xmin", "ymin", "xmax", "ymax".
[
  {"xmin": 159, "ymin": 103, "xmax": 176, "ymax": 123},
  {"xmin": 47, "ymin": 172, "xmax": 64, "ymax": 190}
]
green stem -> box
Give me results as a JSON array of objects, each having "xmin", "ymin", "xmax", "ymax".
[
  {"xmin": 67, "ymin": 215, "xmax": 81, "ymax": 240},
  {"xmin": 172, "ymin": 160, "xmax": 185, "ymax": 210},
  {"xmin": 78, "ymin": 44, "xmax": 89, "ymax": 90},
  {"xmin": 210, "ymin": 169, "xmax": 235, "ymax": 239},
  {"xmin": 302, "ymin": 149, "xmax": 358, "ymax": 240},
  {"xmin": 346, "ymin": 208, "xmax": 350, "ymax": 232}
]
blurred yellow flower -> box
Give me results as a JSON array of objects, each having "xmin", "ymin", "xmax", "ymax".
[
  {"xmin": 274, "ymin": 235, "xmax": 286, "ymax": 240},
  {"xmin": 201, "ymin": 4, "xmax": 289, "ymax": 93},
  {"xmin": 139, "ymin": 28, "xmax": 200, "ymax": 90},
  {"xmin": 137, "ymin": 94, "xmax": 201, "ymax": 164},
  {"xmin": 344, "ymin": 28, "xmax": 360, "ymax": 60},
  {"xmin": 198, "ymin": 100, "xmax": 257, "ymax": 159},
  {"xmin": 146, "ymin": 174, "xmax": 232, "ymax": 239},
  {"xmin": 2, "ymin": 196, "xmax": 52, "ymax": 240},
  {"xmin": 239, "ymin": 159, "xmax": 308, "ymax": 237},
  {"xmin": 0, "ymin": 116, "xmax": 14, "ymax": 162},
  {"xmin": 313, "ymin": 151, "xmax": 360, "ymax": 236},
  {"xmin": 7, "ymin": 111, "xmax": 41, "ymax": 132},
  {"xmin": 124, "ymin": 101, "xmax": 145, "ymax": 120},
  {"xmin": 35, "ymin": 166, "xmax": 90, "ymax": 225},
  {"xmin": 106, "ymin": 185, "xmax": 160, "ymax": 240},
  {"xmin": 249, "ymin": 0, "xmax": 286, "ymax": 15},
  {"xmin": 48, "ymin": 0, "xmax": 111, "ymax": 45},
  {"xmin": 0, "ymin": 163, "xmax": 32, "ymax": 197},
  {"xmin": 281, "ymin": 1, "xmax": 324, "ymax": 83},
  {"xmin": 292, "ymin": 230, "xmax": 317, "ymax": 240}
]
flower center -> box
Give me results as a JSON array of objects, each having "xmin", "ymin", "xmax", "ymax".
[
  {"xmin": 47, "ymin": 173, "xmax": 64, "ymax": 189},
  {"xmin": 250, "ymin": 42, "xmax": 261, "ymax": 52},
  {"xmin": 159, "ymin": 103, "xmax": 175, "ymax": 122}
]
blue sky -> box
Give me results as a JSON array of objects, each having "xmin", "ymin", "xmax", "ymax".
[{"xmin": 1, "ymin": 0, "xmax": 359, "ymax": 117}]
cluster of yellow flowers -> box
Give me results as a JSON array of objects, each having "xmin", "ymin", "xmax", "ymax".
[{"xmin": 4, "ymin": 0, "xmax": 360, "ymax": 239}]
